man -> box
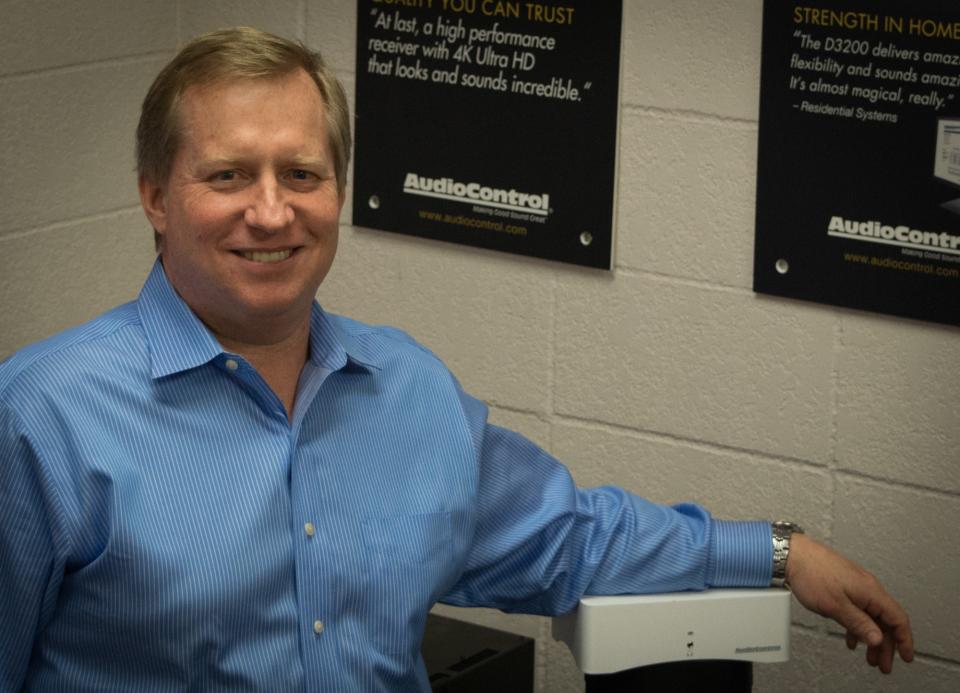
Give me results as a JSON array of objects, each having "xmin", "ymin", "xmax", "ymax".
[{"xmin": 0, "ymin": 27, "xmax": 912, "ymax": 692}]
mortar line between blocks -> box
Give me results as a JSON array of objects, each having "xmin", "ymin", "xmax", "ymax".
[
  {"xmin": 0, "ymin": 206, "xmax": 145, "ymax": 242},
  {"xmin": 621, "ymin": 103, "xmax": 759, "ymax": 130},
  {"xmin": 0, "ymin": 205, "xmax": 149, "ymax": 243},
  {"xmin": 175, "ymin": 0, "xmax": 182, "ymax": 44},
  {"xmin": 0, "ymin": 52, "xmax": 173, "ymax": 83},
  {"xmin": 546, "ymin": 269, "xmax": 558, "ymax": 454},
  {"xmin": 825, "ymin": 315, "xmax": 843, "ymax": 545},
  {"xmin": 552, "ymin": 410, "xmax": 960, "ymax": 500},
  {"xmin": 613, "ymin": 265, "xmax": 754, "ymax": 295},
  {"xmin": 833, "ymin": 468, "xmax": 960, "ymax": 501},
  {"xmin": 823, "ymin": 631, "xmax": 960, "ymax": 668},
  {"xmin": 298, "ymin": 0, "xmax": 308, "ymax": 41},
  {"xmin": 536, "ymin": 620, "xmax": 549, "ymax": 693},
  {"xmin": 552, "ymin": 412, "xmax": 827, "ymax": 471}
]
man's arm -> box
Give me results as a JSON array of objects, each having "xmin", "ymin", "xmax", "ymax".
[
  {"xmin": 0, "ymin": 401, "xmax": 65, "ymax": 689},
  {"xmin": 442, "ymin": 380, "xmax": 914, "ymax": 673},
  {"xmin": 441, "ymin": 382, "xmax": 772, "ymax": 613},
  {"xmin": 785, "ymin": 533, "xmax": 914, "ymax": 673}
]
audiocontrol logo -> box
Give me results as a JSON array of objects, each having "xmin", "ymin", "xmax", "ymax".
[
  {"xmin": 403, "ymin": 172, "xmax": 551, "ymax": 216},
  {"xmin": 734, "ymin": 645, "xmax": 782, "ymax": 655},
  {"xmin": 827, "ymin": 215, "xmax": 960, "ymax": 255}
]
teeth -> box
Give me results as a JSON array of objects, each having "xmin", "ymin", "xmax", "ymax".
[{"xmin": 241, "ymin": 249, "xmax": 292, "ymax": 263}]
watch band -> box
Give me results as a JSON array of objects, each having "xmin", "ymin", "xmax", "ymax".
[{"xmin": 771, "ymin": 521, "xmax": 803, "ymax": 588}]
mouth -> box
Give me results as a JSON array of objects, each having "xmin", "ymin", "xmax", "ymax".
[{"xmin": 234, "ymin": 249, "xmax": 295, "ymax": 264}]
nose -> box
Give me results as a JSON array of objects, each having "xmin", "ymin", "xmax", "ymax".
[{"xmin": 244, "ymin": 176, "xmax": 295, "ymax": 232}]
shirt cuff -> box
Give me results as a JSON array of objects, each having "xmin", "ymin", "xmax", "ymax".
[{"xmin": 706, "ymin": 520, "xmax": 773, "ymax": 588}]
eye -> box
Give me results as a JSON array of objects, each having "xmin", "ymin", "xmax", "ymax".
[
  {"xmin": 285, "ymin": 168, "xmax": 325, "ymax": 190},
  {"xmin": 210, "ymin": 170, "xmax": 238, "ymax": 183}
]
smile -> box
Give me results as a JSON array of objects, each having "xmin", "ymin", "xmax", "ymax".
[{"xmin": 238, "ymin": 249, "xmax": 294, "ymax": 263}]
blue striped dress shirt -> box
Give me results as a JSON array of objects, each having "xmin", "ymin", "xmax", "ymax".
[{"xmin": 1, "ymin": 260, "xmax": 772, "ymax": 692}]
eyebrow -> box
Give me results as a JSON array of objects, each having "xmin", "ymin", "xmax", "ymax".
[
  {"xmin": 196, "ymin": 158, "xmax": 242, "ymax": 169},
  {"xmin": 289, "ymin": 156, "xmax": 327, "ymax": 166},
  {"xmin": 195, "ymin": 156, "xmax": 330, "ymax": 169}
]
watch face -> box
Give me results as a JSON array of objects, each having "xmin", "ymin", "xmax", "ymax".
[{"xmin": 773, "ymin": 521, "xmax": 803, "ymax": 534}]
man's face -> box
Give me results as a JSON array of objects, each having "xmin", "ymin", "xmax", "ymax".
[{"xmin": 140, "ymin": 69, "xmax": 343, "ymax": 342}]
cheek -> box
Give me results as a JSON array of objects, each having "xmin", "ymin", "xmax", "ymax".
[
  {"xmin": 162, "ymin": 201, "xmax": 237, "ymax": 272},
  {"xmin": 300, "ymin": 200, "xmax": 342, "ymax": 239},
  {"xmin": 177, "ymin": 196, "xmax": 243, "ymax": 241}
]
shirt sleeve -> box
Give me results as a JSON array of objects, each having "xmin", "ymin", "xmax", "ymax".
[
  {"xmin": 441, "ymin": 386, "xmax": 773, "ymax": 616},
  {"xmin": 0, "ymin": 402, "xmax": 67, "ymax": 689}
]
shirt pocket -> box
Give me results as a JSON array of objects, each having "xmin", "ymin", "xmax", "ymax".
[{"xmin": 361, "ymin": 511, "xmax": 456, "ymax": 655}]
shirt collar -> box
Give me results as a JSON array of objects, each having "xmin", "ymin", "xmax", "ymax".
[
  {"xmin": 137, "ymin": 260, "xmax": 223, "ymax": 379},
  {"xmin": 307, "ymin": 303, "xmax": 379, "ymax": 373},
  {"xmin": 137, "ymin": 259, "xmax": 378, "ymax": 379}
]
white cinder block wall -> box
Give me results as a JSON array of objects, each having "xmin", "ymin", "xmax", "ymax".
[{"xmin": 1, "ymin": 2, "xmax": 957, "ymax": 691}]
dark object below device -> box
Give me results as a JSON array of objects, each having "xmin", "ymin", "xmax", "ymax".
[
  {"xmin": 422, "ymin": 614, "xmax": 535, "ymax": 692},
  {"xmin": 586, "ymin": 659, "xmax": 753, "ymax": 692}
]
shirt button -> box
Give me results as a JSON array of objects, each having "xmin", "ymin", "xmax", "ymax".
[
  {"xmin": 304, "ymin": 522, "xmax": 315, "ymax": 537},
  {"xmin": 314, "ymin": 620, "xmax": 324, "ymax": 635},
  {"xmin": 225, "ymin": 359, "xmax": 239, "ymax": 371}
]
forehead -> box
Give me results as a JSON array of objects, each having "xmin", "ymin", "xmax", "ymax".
[{"xmin": 176, "ymin": 69, "xmax": 328, "ymax": 150}]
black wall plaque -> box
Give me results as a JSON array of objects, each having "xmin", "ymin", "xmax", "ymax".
[
  {"xmin": 354, "ymin": 1, "xmax": 622, "ymax": 269},
  {"xmin": 755, "ymin": 0, "xmax": 960, "ymax": 327}
]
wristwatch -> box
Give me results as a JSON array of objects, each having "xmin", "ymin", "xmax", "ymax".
[{"xmin": 771, "ymin": 521, "xmax": 803, "ymax": 589}]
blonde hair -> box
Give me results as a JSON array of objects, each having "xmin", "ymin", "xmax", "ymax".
[{"xmin": 136, "ymin": 26, "xmax": 350, "ymax": 195}]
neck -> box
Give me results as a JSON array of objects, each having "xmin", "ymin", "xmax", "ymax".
[{"xmin": 216, "ymin": 317, "xmax": 311, "ymax": 422}]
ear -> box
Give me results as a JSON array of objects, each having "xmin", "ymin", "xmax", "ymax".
[{"xmin": 139, "ymin": 173, "xmax": 168, "ymax": 236}]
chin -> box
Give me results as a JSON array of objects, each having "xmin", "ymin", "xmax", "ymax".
[{"xmin": 239, "ymin": 292, "xmax": 315, "ymax": 319}]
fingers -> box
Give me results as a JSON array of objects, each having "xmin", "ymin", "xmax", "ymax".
[
  {"xmin": 878, "ymin": 630, "xmax": 897, "ymax": 674},
  {"xmin": 892, "ymin": 613, "xmax": 915, "ymax": 663},
  {"xmin": 897, "ymin": 628, "xmax": 916, "ymax": 663},
  {"xmin": 843, "ymin": 571, "xmax": 915, "ymax": 665},
  {"xmin": 860, "ymin": 592, "xmax": 915, "ymax": 664},
  {"xmin": 835, "ymin": 597, "xmax": 883, "ymax": 648},
  {"xmin": 785, "ymin": 534, "xmax": 915, "ymax": 672},
  {"xmin": 861, "ymin": 629, "xmax": 897, "ymax": 674},
  {"xmin": 848, "ymin": 609, "xmax": 913, "ymax": 674},
  {"xmin": 829, "ymin": 589, "xmax": 912, "ymax": 670},
  {"xmin": 845, "ymin": 630, "xmax": 858, "ymax": 650},
  {"xmin": 866, "ymin": 642, "xmax": 881, "ymax": 668}
]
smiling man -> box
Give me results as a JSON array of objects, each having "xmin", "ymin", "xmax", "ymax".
[
  {"xmin": 0, "ymin": 27, "xmax": 912, "ymax": 692},
  {"xmin": 139, "ymin": 65, "xmax": 343, "ymax": 419}
]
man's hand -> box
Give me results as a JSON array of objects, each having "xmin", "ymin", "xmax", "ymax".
[{"xmin": 785, "ymin": 533, "xmax": 914, "ymax": 674}]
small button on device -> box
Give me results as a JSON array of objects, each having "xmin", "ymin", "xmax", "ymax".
[
  {"xmin": 225, "ymin": 359, "xmax": 239, "ymax": 371},
  {"xmin": 304, "ymin": 522, "xmax": 315, "ymax": 537},
  {"xmin": 314, "ymin": 620, "xmax": 324, "ymax": 635}
]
